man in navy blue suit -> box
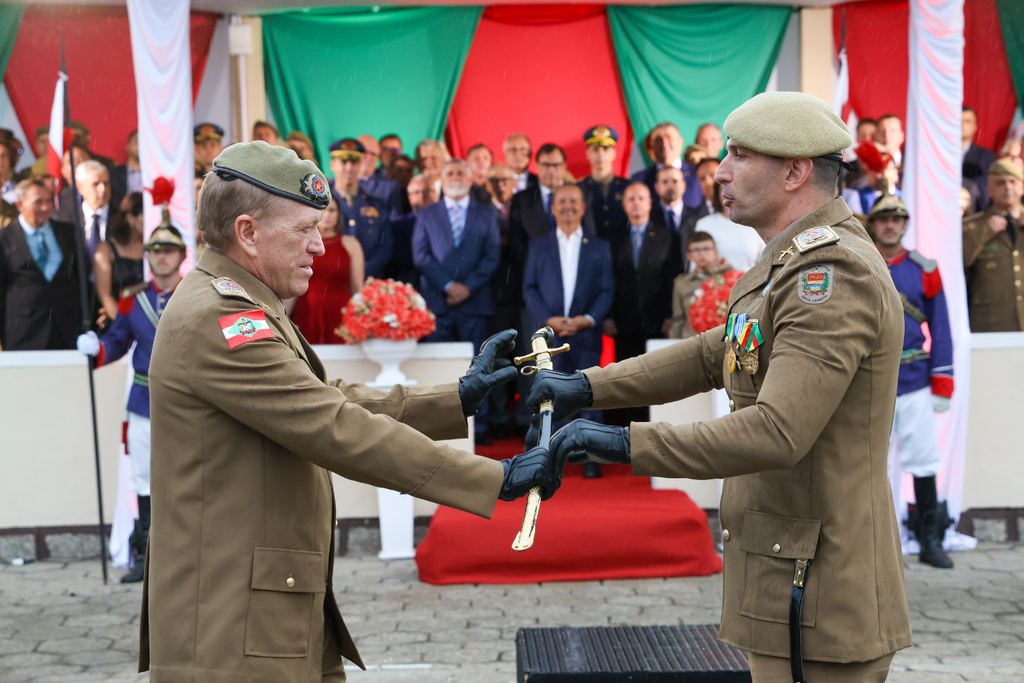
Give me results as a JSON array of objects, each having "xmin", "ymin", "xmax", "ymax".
[
  {"xmin": 632, "ymin": 123, "xmax": 702, "ymax": 210},
  {"xmin": 522, "ymin": 184, "xmax": 613, "ymax": 476},
  {"xmin": 413, "ymin": 159, "xmax": 501, "ymax": 443}
]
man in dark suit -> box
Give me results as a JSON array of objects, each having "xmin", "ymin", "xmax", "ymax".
[
  {"xmin": 577, "ymin": 125, "xmax": 630, "ymax": 240},
  {"xmin": 413, "ymin": 159, "xmax": 501, "ymax": 442},
  {"xmin": 605, "ymin": 181, "xmax": 680, "ymax": 371},
  {"xmin": 503, "ymin": 133, "xmax": 538, "ymax": 194},
  {"xmin": 676, "ymin": 159, "xmax": 722, "ymax": 265},
  {"xmin": 75, "ymin": 159, "xmax": 122, "ymax": 266},
  {"xmin": 110, "ymin": 130, "xmax": 142, "ymax": 199},
  {"xmin": 385, "ymin": 173, "xmax": 436, "ymax": 285},
  {"xmin": 962, "ymin": 106, "xmax": 998, "ymax": 212},
  {"xmin": 0, "ymin": 178, "xmax": 85, "ymax": 350},
  {"xmin": 357, "ymin": 134, "xmax": 401, "ymax": 217},
  {"xmin": 510, "ymin": 143, "xmax": 595, "ymax": 246},
  {"xmin": 632, "ymin": 122, "xmax": 702, "ymax": 209},
  {"xmin": 329, "ymin": 138, "xmax": 394, "ymax": 279},
  {"xmin": 522, "ymin": 183, "xmax": 613, "ymax": 475}
]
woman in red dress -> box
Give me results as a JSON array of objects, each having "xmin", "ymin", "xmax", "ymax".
[{"xmin": 291, "ymin": 196, "xmax": 365, "ymax": 343}]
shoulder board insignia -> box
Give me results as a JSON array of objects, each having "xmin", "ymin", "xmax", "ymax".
[
  {"xmin": 120, "ymin": 282, "xmax": 148, "ymax": 300},
  {"xmin": 907, "ymin": 250, "xmax": 937, "ymax": 273},
  {"xmin": 219, "ymin": 310, "xmax": 274, "ymax": 349},
  {"xmin": 211, "ymin": 277, "xmax": 259, "ymax": 306},
  {"xmin": 798, "ymin": 263, "xmax": 834, "ymax": 304},
  {"xmin": 360, "ymin": 206, "xmax": 379, "ymax": 218},
  {"xmin": 793, "ymin": 226, "xmax": 840, "ymax": 254}
]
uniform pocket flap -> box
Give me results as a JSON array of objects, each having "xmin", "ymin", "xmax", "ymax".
[
  {"xmin": 739, "ymin": 510, "xmax": 821, "ymax": 560},
  {"xmin": 251, "ymin": 547, "xmax": 325, "ymax": 593}
]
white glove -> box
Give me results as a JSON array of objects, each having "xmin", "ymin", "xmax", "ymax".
[
  {"xmin": 76, "ymin": 331, "xmax": 100, "ymax": 357},
  {"xmin": 932, "ymin": 395, "xmax": 951, "ymax": 413}
]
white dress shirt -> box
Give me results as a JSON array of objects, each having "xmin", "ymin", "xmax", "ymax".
[
  {"xmin": 514, "ymin": 171, "xmax": 530, "ymax": 194},
  {"xmin": 556, "ymin": 225, "xmax": 583, "ymax": 318},
  {"xmin": 663, "ymin": 200, "xmax": 684, "ymax": 231},
  {"xmin": 81, "ymin": 203, "xmax": 110, "ymax": 243}
]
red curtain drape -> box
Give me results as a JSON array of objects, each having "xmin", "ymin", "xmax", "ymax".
[
  {"xmin": 446, "ymin": 4, "xmax": 633, "ymax": 180},
  {"xmin": 3, "ymin": 6, "xmax": 218, "ymax": 165},
  {"xmin": 834, "ymin": 0, "xmax": 1016, "ymax": 151}
]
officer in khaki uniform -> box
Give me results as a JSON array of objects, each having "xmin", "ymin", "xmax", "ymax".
[
  {"xmin": 141, "ymin": 141, "xmax": 559, "ymax": 682},
  {"xmin": 529, "ymin": 92, "xmax": 911, "ymax": 682},
  {"xmin": 962, "ymin": 158, "xmax": 1024, "ymax": 331}
]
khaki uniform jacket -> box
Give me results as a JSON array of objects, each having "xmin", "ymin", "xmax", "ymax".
[
  {"xmin": 962, "ymin": 209, "xmax": 1024, "ymax": 331},
  {"xmin": 668, "ymin": 261, "xmax": 735, "ymax": 340},
  {"xmin": 583, "ymin": 198, "xmax": 911, "ymax": 663},
  {"xmin": 140, "ymin": 248, "xmax": 504, "ymax": 683}
]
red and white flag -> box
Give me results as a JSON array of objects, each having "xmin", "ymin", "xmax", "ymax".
[{"xmin": 47, "ymin": 71, "xmax": 71, "ymax": 196}]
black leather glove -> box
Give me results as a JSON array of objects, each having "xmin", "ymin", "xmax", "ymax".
[
  {"xmin": 525, "ymin": 369, "xmax": 594, "ymax": 422},
  {"xmin": 498, "ymin": 445, "xmax": 561, "ymax": 501},
  {"xmin": 459, "ymin": 329, "xmax": 518, "ymax": 417},
  {"xmin": 550, "ymin": 420, "xmax": 631, "ymax": 470}
]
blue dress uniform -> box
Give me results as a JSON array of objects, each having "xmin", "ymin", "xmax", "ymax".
[
  {"xmin": 577, "ymin": 125, "xmax": 630, "ymax": 240},
  {"xmin": 335, "ymin": 189, "xmax": 393, "ymax": 280},
  {"xmin": 870, "ymin": 194, "xmax": 955, "ymax": 569}
]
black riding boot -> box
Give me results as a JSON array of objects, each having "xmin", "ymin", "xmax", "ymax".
[
  {"xmin": 914, "ymin": 476, "xmax": 953, "ymax": 569},
  {"xmin": 121, "ymin": 495, "xmax": 151, "ymax": 583}
]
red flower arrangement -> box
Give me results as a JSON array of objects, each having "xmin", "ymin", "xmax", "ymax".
[
  {"xmin": 336, "ymin": 278, "xmax": 436, "ymax": 343},
  {"xmin": 687, "ymin": 270, "xmax": 743, "ymax": 333}
]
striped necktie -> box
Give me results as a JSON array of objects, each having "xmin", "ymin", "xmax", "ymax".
[{"xmin": 449, "ymin": 203, "xmax": 465, "ymax": 248}]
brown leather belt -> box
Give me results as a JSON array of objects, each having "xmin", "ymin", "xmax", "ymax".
[{"xmin": 789, "ymin": 558, "xmax": 810, "ymax": 683}]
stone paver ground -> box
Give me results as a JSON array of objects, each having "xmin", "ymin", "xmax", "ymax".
[{"xmin": 0, "ymin": 543, "xmax": 1021, "ymax": 682}]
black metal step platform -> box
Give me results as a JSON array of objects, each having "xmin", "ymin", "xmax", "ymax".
[{"xmin": 516, "ymin": 624, "xmax": 751, "ymax": 682}]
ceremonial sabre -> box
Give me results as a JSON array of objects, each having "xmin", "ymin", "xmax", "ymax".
[{"xmin": 511, "ymin": 327, "xmax": 570, "ymax": 551}]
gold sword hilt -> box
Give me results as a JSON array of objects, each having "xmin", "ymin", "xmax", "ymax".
[{"xmin": 511, "ymin": 327, "xmax": 569, "ymax": 552}]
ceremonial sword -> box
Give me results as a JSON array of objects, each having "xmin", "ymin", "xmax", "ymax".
[{"xmin": 511, "ymin": 327, "xmax": 569, "ymax": 551}]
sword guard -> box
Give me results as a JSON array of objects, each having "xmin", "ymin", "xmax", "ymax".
[{"xmin": 514, "ymin": 343, "xmax": 570, "ymax": 370}]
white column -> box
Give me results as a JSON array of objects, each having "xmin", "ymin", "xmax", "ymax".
[
  {"xmin": 901, "ymin": 0, "xmax": 970, "ymax": 533},
  {"xmin": 126, "ymin": 0, "xmax": 196, "ymax": 268}
]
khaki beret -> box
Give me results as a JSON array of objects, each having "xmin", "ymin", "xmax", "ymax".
[
  {"xmin": 723, "ymin": 92, "xmax": 852, "ymax": 160},
  {"xmin": 867, "ymin": 193, "xmax": 910, "ymax": 220},
  {"xmin": 988, "ymin": 157, "xmax": 1024, "ymax": 181},
  {"xmin": 212, "ymin": 140, "xmax": 330, "ymax": 209}
]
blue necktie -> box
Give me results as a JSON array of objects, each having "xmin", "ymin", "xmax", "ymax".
[
  {"xmin": 449, "ymin": 203, "xmax": 465, "ymax": 248},
  {"xmin": 89, "ymin": 214, "xmax": 102, "ymax": 257},
  {"xmin": 632, "ymin": 226, "xmax": 643, "ymax": 270},
  {"xmin": 664, "ymin": 207, "xmax": 677, "ymax": 233},
  {"xmin": 544, "ymin": 192, "xmax": 556, "ymax": 230}
]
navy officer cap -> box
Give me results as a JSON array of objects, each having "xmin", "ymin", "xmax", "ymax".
[
  {"xmin": 584, "ymin": 125, "xmax": 619, "ymax": 147},
  {"xmin": 329, "ymin": 138, "xmax": 365, "ymax": 161}
]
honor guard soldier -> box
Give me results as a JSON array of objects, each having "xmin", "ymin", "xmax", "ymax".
[
  {"xmin": 868, "ymin": 194, "xmax": 955, "ymax": 569},
  {"xmin": 530, "ymin": 92, "xmax": 912, "ymax": 682},
  {"xmin": 576, "ymin": 125, "xmax": 630, "ymax": 240},
  {"xmin": 962, "ymin": 158, "xmax": 1024, "ymax": 331},
  {"xmin": 140, "ymin": 141, "xmax": 559, "ymax": 682},
  {"xmin": 329, "ymin": 137, "xmax": 394, "ymax": 279},
  {"xmin": 193, "ymin": 122, "xmax": 224, "ymax": 175},
  {"xmin": 75, "ymin": 220, "xmax": 189, "ymax": 583}
]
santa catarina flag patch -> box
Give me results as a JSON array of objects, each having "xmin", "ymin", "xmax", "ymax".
[{"xmin": 219, "ymin": 310, "xmax": 274, "ymax": 349}]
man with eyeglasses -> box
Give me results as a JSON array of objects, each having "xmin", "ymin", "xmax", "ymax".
[{"xmin": 669, "ymin": 231, "xmax": 736, "ymax": 339}]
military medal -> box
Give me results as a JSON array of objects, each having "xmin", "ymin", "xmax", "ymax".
[
  {"xmin": 727, "ymin": 347, "xmax": 737, "ymax": 373},
  {"xmin": 740, "ymin": 352, "xmax": 759, "ymax": 374},
  {"xmin": 736, "ymin": 318, "xmax": 764, "ymax": 375}
]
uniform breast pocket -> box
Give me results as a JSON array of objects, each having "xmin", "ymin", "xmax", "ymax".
[
  {"xmin": 738, "ymin": 510, "xmax": 821, "ymax": 627},
  {"xmin": 245, "ymin": 547, "xmax": 325, "ymax": 658}
]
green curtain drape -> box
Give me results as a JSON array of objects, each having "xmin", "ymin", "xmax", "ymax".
[
  {"xmin": 995, "ymin": 0, "xmax": 1024, "ymax": 106},
  {"xmin": 608, "ymin": 5, "xmax": 793, "ymax": 160},
  {"xmin": 0, "ymin": 4, "xmax": 25, "ymax": 80},
  {"xmin": 262, "ymin": 7, "xmax": 481, "ymax": 168}
]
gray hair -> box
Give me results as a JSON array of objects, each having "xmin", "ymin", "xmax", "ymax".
[
  {"xmin": 15, "ymin": 177, "xmax": 52, "ymax": 203},
  {"xmin": 76, "ymin": 159, "xmax": 108, "ymax": 179},
  {"xmin": 195, "ymin": 172, "xmax": 283, "ymax": 252}
]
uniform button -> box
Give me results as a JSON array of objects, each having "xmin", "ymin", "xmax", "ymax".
[
  {"xmin": 1018, "ymin": 295, "xmax": 1023, "ymax": 302},
  {"xmin": 729, "ymin": 399, "xmax": 736, "ymax": 413},
  {"xmin": 348, "ymin": 219, "xmax": 356, "ymax": 227},
  {"xmin": 1015, "ymin": 265, "xmax": 1021, "ymax": 272},
  {"xmin": 1015, "ymin": 251, "xmax": 1020, "ymax": 257},
  {"xmin": 1016, "ymin": 280, "xmax": 1021, "ymax": 287},
  {"xmin": 773, "ymin": 543, "xmax": 781, "ymax": 553},
  {"xmin": 722, "ymin": 529, "xmax": 730, "ymax": 541},
  {"xmin": 286, "ymin": 577, "xmax": 296, "ymax": 588}
]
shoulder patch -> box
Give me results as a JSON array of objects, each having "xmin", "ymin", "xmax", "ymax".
[
  {"xmin": 211, "ymin": 277, "xmax": 259, "ymax": 306},
  {"xmin": 907, "ymin": 250, "xmax": 937, "ymax": 274},
  {"xmin": 798, "ymin": 263, "xmax": 834, "ymax": 304},
  {"xmin": 118, "ymin": 282, "xmax": 148, "ymax": 315},
  {"xmin": 219, "ymin": 310, "xmax": 274, "ymax": 349},
  {"xmin": 793, "ymin": 226, "xmax": 840, "ymax": 254},
  {"xmin": 121, "ymin": 282, "xmax": 148, "ymax": 300}
]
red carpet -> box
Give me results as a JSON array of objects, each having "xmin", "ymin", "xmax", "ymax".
[{"xmin": 416, "ymin": 438, "xmax": 723, "ymax": 585}]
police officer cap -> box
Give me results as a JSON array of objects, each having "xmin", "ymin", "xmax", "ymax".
[
  {"xmin": 723, "ymin": 92, "xmax": 853, "ymax": 166},
  {"xmin": 584, "ymin": 125, "xmax": 619, "ymax": 147},
  {"xmin": 145, "ymin": 224, "xmax": 187, "ymax": 252},
  {"xmin": 329, "ymin": 138, "xmax": 365, "ymax": 162},
  {"xmin": 194, "ymin": 123, "xmax": 224, "ymax": 143},
  {"xmin": 988, "ymin": 158, "xmax": 1024, "ymax": 181},
  {"xmin": 212, "ymin": 140, "xmax": 331, "ymax": 209},
  {"xmin": 867, "ymin": 193, "xmax": 910, "ymax": 221}
]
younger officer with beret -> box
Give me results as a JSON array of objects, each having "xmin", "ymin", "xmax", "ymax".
[
  {"xmin": 141, "ymin": 141, "xmax": 559, "ymax": 682},
  {"xmin": 75, "ymin": 220, "xmax": 188, "ymax": 583},
  {"xmin": 576, "ymin": 125, "xmax": 630, "ymax": 240},
  {"xmin": 962, "ymin": 158, "xmax": 1024, "ymax": 331},
  {"xmin": 868, "ymin": 194, "xmax": 955, "ymax": 569},
  {"xmin": 329, "ymin": 137, "xmax": 394, "ymax": 279},
  {"xmin": 530, "ymin": 92, "xmax": 911, "ymax": 681}
]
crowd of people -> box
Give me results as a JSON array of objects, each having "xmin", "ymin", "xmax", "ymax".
[{"xmin": 0, "ymin": 109, "xmax": 1022, "ymax": 441}]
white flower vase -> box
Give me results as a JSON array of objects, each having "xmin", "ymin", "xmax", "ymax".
[{"xmin": 361, "ymin": 337, "xmax": 418, "ymax": 389}]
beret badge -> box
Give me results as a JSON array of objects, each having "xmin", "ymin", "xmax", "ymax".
[{"xmin": 301, "ymin": 173, "xmax": 330, "ymax": 206}]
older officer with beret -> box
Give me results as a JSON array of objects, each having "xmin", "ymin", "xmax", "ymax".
[
  {"xmin": 530, "ymin": 92, "xmax": 911, "ymax": 682},
  {"xmin": 141, "ymin": 141, "xmax": 559, "ymax": 682}
]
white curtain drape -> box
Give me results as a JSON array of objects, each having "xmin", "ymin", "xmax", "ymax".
[
  {"xmin": 899, "ymin": 0, "xmax": 974, "ymax": 549},
  {"xmin": 127, "ymin": 0, "xmax": 195, "ymax": 269}
]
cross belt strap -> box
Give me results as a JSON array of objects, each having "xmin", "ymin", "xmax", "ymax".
[
  {"xmin": 789, "ymin": 558, "xmax": 810, "ymax": 683},
  {"xmin": 899, "ymin": 292, "xmax": 928, "ymax": 324},
  {"xmin": 133, "ymin": 372, "xmax": 149, "ymax": 387}
]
